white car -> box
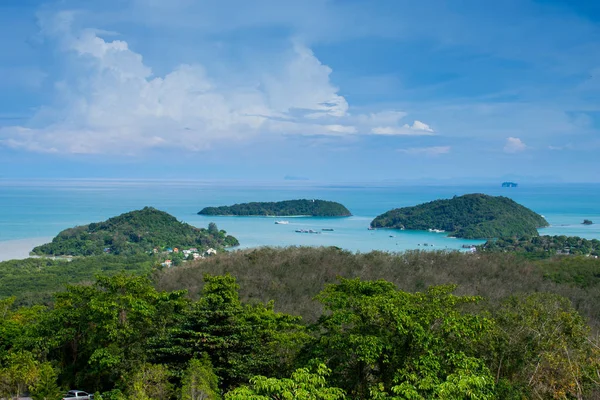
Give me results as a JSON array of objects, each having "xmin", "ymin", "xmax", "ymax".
[{"xmin": 62, "ymin": 390, "xmax": 94, "ymax": 400}]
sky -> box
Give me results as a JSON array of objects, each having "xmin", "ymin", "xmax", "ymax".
[{"xmin": 0, "ymin": 0, "xmax": 599, "ymax": 182}]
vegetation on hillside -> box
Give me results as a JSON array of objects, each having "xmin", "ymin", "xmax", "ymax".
[
  {"xmin": 155, "ymin": 247, "xmax": 600, "ymax": 331},
  {"xmin": 1, "ymin": 272, "xmax": 599, "ymax": 399},
  {"xmin": 198, "ymin": 199, "xmax": 352, "ymax": 217},
  {"xmin": 31, "ymin": 207, "xmax": 239, "ymax": 256},
  {"xmin": 370, "ymin": 193, "xmax": 548, "ymax": 239},
  {"xmin": 0, "ymin": 255, "xmax": 155, "ymax": 306},
  {"xmin": 478, "ymin": 235, "xmax": 600, "ymax": 258}
]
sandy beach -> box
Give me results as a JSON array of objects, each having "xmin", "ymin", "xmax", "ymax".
[{"xmin": 0, "ymin": 237, "xmax": 52, "ymax": 262}]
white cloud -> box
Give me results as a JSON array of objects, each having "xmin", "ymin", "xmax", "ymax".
[
  {"xmin": 504, "ymin": 137, "xmax": 526, "ymax": 153},
  {"xmin": 371, "ymin": 120, "xmax": 435, "ymax": 136},
  {"xmin": 324, "ymin": 125, "xmax": 357, "ymax": 134},
  {"xmin": 397, "ymin": 146, "xmax": 450, "ymax": 156},
  {"xmin": 403, "ymin": 120, "xmax": 433, "ymax": 132},
  {"xmin": 0, "ymin": 12, "xmax": 432, "ymax": 154}
]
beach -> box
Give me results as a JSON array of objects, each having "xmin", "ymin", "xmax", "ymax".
[{"xmin": 0, "ymin": 237, "xmax": 52, "ymax": 262}]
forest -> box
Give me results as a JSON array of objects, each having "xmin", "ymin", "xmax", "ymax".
[
  {"xmin": 1, "ymin": 247, "xmax": 599, "ymax": 399},
  {"xmin": 31, "ymin": 208, "xmax": 239, "ymax": 257},
  {"xmin": 198, "ymin": 199, "xmax": 352, "ymax": 217},
  {"xmin": 478, "ymin": 235, "xmax": 600, "ymax": 258},
  {"xmin": 370, "ymin": 193, "xmax": 549, "ymax": 239}
]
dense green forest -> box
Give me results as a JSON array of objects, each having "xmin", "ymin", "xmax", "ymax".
[
  {"xmin": 370, "ymin": 193, "xmax": 549, "ymax": 239},
  {"xmin": 198, "ymin": 199, "xmax": 352, "ymax": 217},
  {"xmin": 478, "ymin": 235, "xmax": 600, "ymax": 258},
  {"xmin": 0, "ymin": 255, "xmax": 155, "ymax": 306},
  {"xmin": 31, "ymin": 207, "xmax": 239, "ymax": 256},
  {"xmin": 1, "ymin": 268, "xmax": 599, "ymax": 399}
]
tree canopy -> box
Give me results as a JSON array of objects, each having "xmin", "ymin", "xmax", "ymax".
[{"xmin": 198, "ymin": 199, "xmax": 352, "ymax": 217}]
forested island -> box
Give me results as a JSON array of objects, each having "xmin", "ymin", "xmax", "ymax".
[
  {"xmin": 31, "ymin": 207, "xmax": 239, "ymax": 256},
  {"xmin": 198, "ymin": 199, "xmax": 352, "ymax": 217},
  {"xmin": 478, "ymin": 235, "xmax": 600, "ymax": 258},
  {"xmin": 370, "ymin": 193, "xmax": 548, "ymax": 239},
  {"xmin": 1, "ymin": 248, "xmax": 599, "ymax": 399}
]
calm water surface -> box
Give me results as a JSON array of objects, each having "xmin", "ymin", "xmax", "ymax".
[{"xmin": 1, "ymin": 180, "xmax": 599, "ymax": 253}]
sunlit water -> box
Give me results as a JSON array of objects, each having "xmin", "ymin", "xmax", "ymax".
[{"xmin": 1, "ymin": 180, "xmax": 599, "ymax": 255}]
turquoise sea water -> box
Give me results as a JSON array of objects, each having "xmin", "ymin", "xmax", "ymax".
[{"xmin": 1, "ymin": 180, "xmax": 599, "ymax": 254}]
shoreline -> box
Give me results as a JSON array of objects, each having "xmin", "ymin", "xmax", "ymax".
[{"xmin": 0, "ymin": 237, "xmax": 52, "ymax": 262}]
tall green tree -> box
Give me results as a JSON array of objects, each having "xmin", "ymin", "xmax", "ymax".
[
  {"xmin": 41, "ymin": 273, "xmax": 187, "ymax": 391},
  {"xmin": 156, "ymin": 274, "xmax": 309, "ymax": 391},
  {"xmin": 180, "ymin": 355, "xmax": 221, "ymax": 400},
  {"xmin": 310, "ymin": 279, "xmax": 495, "ymax": 399},
  {"xmin": 127, "ymin": 363, "xmax": 173, "ymax": 400}
]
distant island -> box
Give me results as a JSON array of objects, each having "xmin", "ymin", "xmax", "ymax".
[
  {"xmin": 502, "ymin": 182, "xmax": 518, "ymax": 187},
  {"xmin": 198, "ymin": 199, "xmax": 352, "ymax": 217},
  {"xmin": 370, "ymin": 193, "xmax": 548, "ymax": 239},
  {"xmin": 31, "ymin": 207, "xmax": 239, "ymax": 256},
  {"xmin": 583, "ymin": 219, "xmax": 594, "ymax": 225},
  {"xmin": 478, "ymin": 235, "xmax": 600, "ymax": 258}
]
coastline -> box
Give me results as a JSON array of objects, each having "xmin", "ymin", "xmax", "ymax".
[{"xmin": 0, "ymin": 237, "xmax": 52, "ymax": 262}]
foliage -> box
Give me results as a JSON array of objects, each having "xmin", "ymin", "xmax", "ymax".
[
  {"xmin": 488, "ymin": 293, "xmax": 597, "ymax": 399},
  {"xmin": 0, "ymin": 351, "xmax": 38, "ymax": 399},
  {"xmin": 39, "ymin": 273, "xmax": 187, "ymax": 392},
  {"xmin": 198, "ymin": 199, "xmax": 352, "ymax": 217},
  {"xmin": 370, "ymin": 193, "xmax": 548, "ymax": 239},
  {"xmin": 127, "ymin": 363, "xmax": 174, "ymax": 400},
  {"xmin": 180, "ymin": 355, "xmax": 221, "ymax": 400},
  {"xmin": 2, "ymin": 249, "xmax": 600, "ymax": 399},
  {"xmin": 32, "ymin": 207, "xmax": 239, "ymax": 256},
  {"xmin": 29, "ymin": 363, "xmax": 63, "ymax": 400},
  {"xmin": 0, "ymin": 254, "xmax": 155, "ymax": 306},
  {"xmin": 225, "ymin": 363, "xmax": 346, "ymax": 400},
  {"xmin": 309, "ymin": 279, "xmax": 495, "ymax": 399},
  {"xmin": 154, "ymin": 274, "xmax": 309, "ymax": 391},
  {"xmin": 478, "ymin": 235, "xmax": 600, "ymax": 258},
  {"xmin": 155, "ymin": 247, "xmax": 600, "ymax": 330}
]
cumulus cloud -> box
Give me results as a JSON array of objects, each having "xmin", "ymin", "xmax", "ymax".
[
  {"xmin": 0, "ymin": 11, "xmax": 433, "ymax": 154},
  {"xmin": 397, "ymin": 146, "xmax": 450, "ymax": 156},
  {"xmin": 503, "ymin": 137, "xmax": 526, "ymax": 153}
]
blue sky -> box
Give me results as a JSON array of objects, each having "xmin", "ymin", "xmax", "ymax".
[{"xmin": 0, "ymin": 0, "xmax": 599, "ymax": 182}]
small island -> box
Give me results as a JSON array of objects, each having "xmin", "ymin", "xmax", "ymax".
[
  {"xmin": 32, "ymin": 207, "xmax": 239, "ymax": 256},
  {"xmin": 583, "ymin": 219, "xmax": 593, "ymax": 225},
  {"xmin": 370, "ymin": 193, "xmax": 548, "ymax": 239},
  {"xmin": 502, "ymin": 182, "xmax": 518, "ymax": 187},
  {"xmin": 198, "ymin": 199, "xmax": 352, "ymax": 217}
]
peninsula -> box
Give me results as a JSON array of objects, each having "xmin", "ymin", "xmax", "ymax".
[
  {"xmin": 370, "ymin": 193, "xmax": 548, "ymax": 239},
  {"xmin": 31, "ymin": 207, "xmax": 239, "ymax": 256},
  {"xmin": 198, "ymin": 199, "xmax": 352, "ymax": 217}
]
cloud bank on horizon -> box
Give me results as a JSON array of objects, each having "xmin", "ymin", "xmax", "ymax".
[{"xmin": 0, "ymin": 0, "xmax": 599, "ymax": 180}]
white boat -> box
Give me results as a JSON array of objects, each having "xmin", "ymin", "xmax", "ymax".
[
  {"xmin": 428, "ymin": 228, "xmax": 445, "ymax": 233},
  {"xmin": 274, "ymin": 220, "xmax": 289, "ymax": 225}
]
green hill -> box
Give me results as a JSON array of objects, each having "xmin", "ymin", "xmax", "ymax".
[
  {"xmin": 370, "ymin": 193, "xmax": 548, "ymax": 239},
  {"xmin": 31, "ymin": 207, "xmax": 239, "ymax": 256},
  {"xmin": 198, "ymin": 199, "xmax": 352, "ymax": 217}
]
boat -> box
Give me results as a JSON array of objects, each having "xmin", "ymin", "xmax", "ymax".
[
  {"xmin": 322, "ymin": 228, "xmax": 334, "ymax": 231},
  {"xmin": 274, "ymin": 220, "xmax": 289, "ymax": 225},
  {"xmin": 428, "ymin": 228, "xmax": 445, "ymax": 233}
]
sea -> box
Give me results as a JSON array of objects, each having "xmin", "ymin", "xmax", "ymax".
[{"xmin": 1, "ymin": 179, "xmax": 599, "ymax": 261}]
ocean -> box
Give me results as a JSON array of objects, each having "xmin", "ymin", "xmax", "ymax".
[{"xmin": 1, "ymin": 180, "xmax": 599, "ymax": 260}]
